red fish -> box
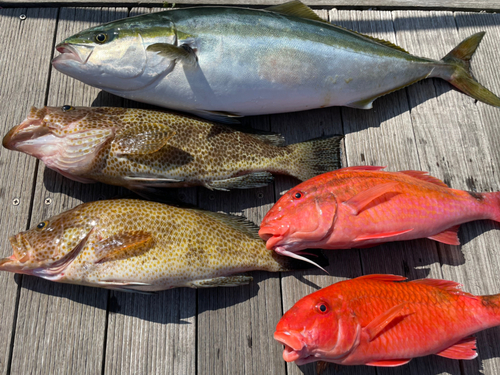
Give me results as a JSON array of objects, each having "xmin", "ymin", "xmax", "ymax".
[
  {"xmin": 274, "ymin": 274, "xmax": 500, "ymax": 366},
  {"xmin": 259, "ymin": 166, "xmax": 500, "ymax": 268}
]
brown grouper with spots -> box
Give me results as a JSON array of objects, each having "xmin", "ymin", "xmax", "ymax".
[
  {"xmin": 0, "ymin": 199, "xmax": 325, "ymax": 291},
  {"xmin": 2, "ymin": 106, "xmax": 342, "ymax": 192}
]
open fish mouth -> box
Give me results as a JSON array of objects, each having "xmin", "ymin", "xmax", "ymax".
[
  {"xmin": 53, "ymin": 43, "xmax": 92, "ymax": 65},
  {"xmin": 2, "ymin": 117, "xmax": 50, "ymax": 150},
  {"xmin": 274, "ymin": 331, "xmax": 307, "ymax": 363},
  {"xmin": 258, "ymin": 225, "xmax": 289, "ymax": 249}
]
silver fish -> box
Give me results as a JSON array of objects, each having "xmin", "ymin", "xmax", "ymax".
[{"xmin": 52, "ymin": 1, "xmax": 500, "ymax": 122}]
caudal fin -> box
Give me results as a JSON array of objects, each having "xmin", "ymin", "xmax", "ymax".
[
  {"xmin": 441, "ymin": 32, "xmax": 500, "ymax": 107},
  {"xmin": 286, "ymin": 135, "xmax": 343, "ymax": 181}
]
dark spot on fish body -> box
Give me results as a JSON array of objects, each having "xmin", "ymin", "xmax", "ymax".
[
  {"xmin": 467, "ymin": 191, "xmax": 484, "ymax": 201},
  {"xmin": 482, "ymin": 295, "xmax": 500, "ymax": 309}
]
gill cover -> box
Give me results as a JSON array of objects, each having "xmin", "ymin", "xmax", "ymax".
[{"xmin": 53, "ymin": 14, "xmax": 177, "ymax": 91}]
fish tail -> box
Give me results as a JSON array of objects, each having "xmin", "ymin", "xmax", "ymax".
[
  {"xmin": 441, "ymin": 32, "xmax": 500, "ymax": 107},
  {"xmin": 285, "ymin": 135, "xmax": 343, "ymax": 181}
]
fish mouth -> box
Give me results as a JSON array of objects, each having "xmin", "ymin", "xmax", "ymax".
[
  {"xmin": 0, "ymin": 234, "xmax": 33, "ymax": 274},
  {"xmin": 3, "ymin": 114, "xmax": 51, "ymax": 151},
  {"xmin": 274, "ymin": 331, "xmax": 307, "ymax": 363},
  {"xmin": 52, "ymin": 43, "xmax": 93, "ymax": 65},
  {"xmin": 258, "ymin": 225, "xmax": 289, "ymax": 250}
]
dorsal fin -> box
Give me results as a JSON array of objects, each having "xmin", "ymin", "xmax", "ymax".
[
  {"xmin": 266, "ymin": 1, "xmax": 329, "ymax": 24},
  {"xmin": 190, "ymin": 209, "xmax": 261, "ymax": 240},
  {"xmin": 399, "ymin": 170, "xmax": 449, "ymax": 187},
  {"xmin": 340, "ymin": 166, "xmax": 386, "ymax": 172},
  {"xmin": 249, "ymin": 133, "xmax": 286, "ymax": 146},
  {"xmin": 331, "ymin": 23, "xmax": 410, "ymax": 54},
  {"xmin": 411, "ymin": 278, "xmax": 477, "ymax": 299},
  {"xmin": 356, "ymin": 274, "xmax": 407, "ymax": 282}
]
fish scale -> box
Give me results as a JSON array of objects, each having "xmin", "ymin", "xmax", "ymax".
[
  {"xmin": 51, "ymin": 2, "xmax": 500, "ymax": 121},
  {"xmin": 274, "ymin": 275, "xmax": 500, "ymax": 366},
  {"xmin": 259, "ymin": 166, "xmax": 500, "ymax": 268},
  {"xmin": 3, "ymin": 106, "xmax": 342, "ymax": 192},
  {"xmin": 0, "ymin": 199, "xmax": 326, "ymax": 291}
]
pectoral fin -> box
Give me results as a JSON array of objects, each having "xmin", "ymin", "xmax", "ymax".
[
  {"xmin": 95, "ymin": 231, "xmax": 154, "ymax": 263},
  {"xmin": 147, "ymin": 43, "xmax": 198, "ymax": 66},
  {"xmin": 436, "ymin": 336, "xmax": 477, "ymax": 360},
  {"xmin": 363, "ymin": 303, "xmax": 408, "ymax": 341},
  {"xmin": 343, "ymin": 182, "xmax": 400, "ymax": 215},
  {"xmin": 113, "ymin": 123, "xmax": 175, "ymax": 155},
  {"xmin": 428, "ymin": 225, "xmax": 460, "ymax": 245},
  {"xmin": 189, "ymin": 275, "xmax": 253, "ymax": 288}
]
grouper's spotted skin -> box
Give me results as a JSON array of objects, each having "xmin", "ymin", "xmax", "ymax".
[
  {"xmin": 3, "ymin": 106, "xmax": 342, "ymax": 191},
  {"xmin": 1, "ymin": 199, "xmax": 301, "ymax": 291}
]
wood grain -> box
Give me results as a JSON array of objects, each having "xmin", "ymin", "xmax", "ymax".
[
  {"xmin": 1, "ymin": 4, "xmax": 500, "ymax": 375},
  {"xmin": 3, "ymin": 0, "xmax": 500, "ymax": 11},
  {"xmin": 8, "ymin": 8, "xmax": 127, "ymax": 375},
  {"xmin": 0, "ymin": 7, "xmax": 58, "ymax": 375}
]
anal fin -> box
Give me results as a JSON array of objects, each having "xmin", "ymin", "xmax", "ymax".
[
  {"xmin": 436, "ymin": 336, "xmax": 477, "ymax": 360},
  {"xmin": 428, "ymin": 225, "xmax": 460, "ymax": 245},
  {"xmin": 354, "ymin": 228, "xmax": 413, "ymax": 242},
  {"xmin": 366, "ymin": 359, "xmax": 411, "ymax": 367},
  {"xmin": 205, "ymin": 172, "xmax": 274, "ymax": 191},
  {"xmin": 189, "ymin": 275, "xmax": 253, "ymax": 288}
]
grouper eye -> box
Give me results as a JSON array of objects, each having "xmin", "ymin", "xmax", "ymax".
[
  {"xmin": 61, "ymin": 105, "xmax": 74, "ymax": 112},
  {"xmin": 95, "ymin": 33, "xmax": 108, "ymax": 44},
  {"xmin": 36, "ymin": 221, "xmax": 48, "ymax": 230}
]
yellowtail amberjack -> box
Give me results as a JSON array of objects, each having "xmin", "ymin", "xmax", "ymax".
[{"xmin": 52, "ymin": 1, "xmax": 500, "ymax": 122}]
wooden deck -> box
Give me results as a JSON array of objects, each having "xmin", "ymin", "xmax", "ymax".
[{"xmin": 1, "ymin": 4, "xmax": 500, "ymax": 375}]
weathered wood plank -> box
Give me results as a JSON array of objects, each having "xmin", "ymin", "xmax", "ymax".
[
  {"xmin": 8, "ymin": 8, "xmax": 127, "ymax": 375},
  {"xmin": 0, "ymin": 7, "xmax": 58, "ymax": 375},
  {"xmin": 3, "ymin": 0, "xmax": 500, "ymax": 11},
  {"xmin": 102, "ymin": 7, "xmax": 197, "ymax": 375},
  {"xmin": 271, "ymin": 9, "xmax": 371, "ymax": 369},
  {"xmin": 392, "ymin": 9, "xmax": 500, "ymax": 375},
  {"xmin": 196, "ymin": 115, "xmax": 287, "ymax": 375}
]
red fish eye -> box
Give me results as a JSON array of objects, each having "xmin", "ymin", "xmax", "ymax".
[
  {"xmin": 316, "ymin": 303, "xmax": 328, "ymax": 314},
  {"xmin": 294, "ymin": 192, "xmax": 303, "ymax": 199}
]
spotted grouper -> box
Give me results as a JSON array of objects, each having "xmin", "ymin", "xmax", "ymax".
[
  {"xmin": 0, "ymin": 199, "xmax": 326, "ymax": 292},
  {"xmin": 2, "ymin": 106, "xmax": 342, "ymax": 192}
]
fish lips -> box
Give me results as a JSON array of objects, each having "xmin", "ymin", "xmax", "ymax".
[
  {"xmin": 52, "ymin": 43, "xmax": 93, "ymax": 67},
  {"xmin": 0, "ymin": 234, "xmax": 33, "ymax": 274},
  {"xmin": 274, "ymin": 331, "xmax": 310, "ymax": 363},
  {"xmin": 2, "ymin": 118, "xmax": 51, "ymax": 151},
  {"xmin": 259, "ymin": 225, "xmax": 289, "ymax": 250}
]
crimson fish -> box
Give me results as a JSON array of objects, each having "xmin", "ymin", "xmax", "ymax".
[
  {"xmin": 259, "ymin": 166, "xmax": 500, "ymax": 268},
  {"xmin": 275, "ymin": 274, "xmax": 500, "ymax": 366}
]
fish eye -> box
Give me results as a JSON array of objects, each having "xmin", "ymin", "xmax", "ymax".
[
  {"xmin": 316, "ymin": 302, "xmax": 328, "ymax": 314},
  {"xmin": 294, "ymin": 192, "xmax": 303, "ymax": 199},
  {"xmin": 61, "ymin": 105, "xmax": 74, "ymax": 112},
  {"xmin": 95, "ymin": 33, "xmax": 108, "ymax": 44},
  {"xmin": 36, "ymin": 221, "xmax": 48, "ymax": 230}
]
